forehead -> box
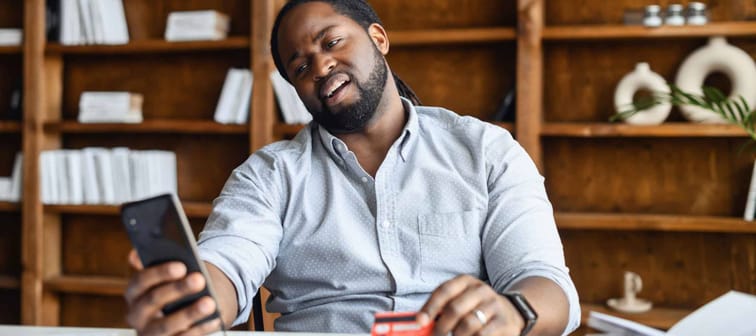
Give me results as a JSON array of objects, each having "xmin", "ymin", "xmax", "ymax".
[{"xmin": 277, "ymin": 2, "xmax": 362, "ymax": 52}]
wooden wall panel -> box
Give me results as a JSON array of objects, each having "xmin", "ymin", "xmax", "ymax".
[
  {"xmin": 62, "ymin": 215, "xmax": 207, "ymax": 276},
  {"xmin": 387, "ymin": 44, "xmax": 515, "ymax": 120},
  {"xmin": 543, "ymin": 138, "xmax": 756, "ymax": 215},
  {"xmin": 62, "ymin": 134, "xmax": 248, "ymax": 203},
  {"xmin": 60, "ymin": 295, "xmax": 127, "ymax": 328},
  {"xmin": 370, "ymin": 0, "xmax": 516, "ymax": 29},
  {"xmin": 0, "ymin": 55, "xmax": 22, "ymax": 120},
  {"xmin": 0, "ymin": 2, "xmax": 23, "ymax": 27},
  {"xmin": 0, "ymin": 213, "xmax": 21, "ymax": 275},
  {"xmin": 0, "ymin": 289, "xmax": 21, "ymax": 324},
  {"xmin": 61, "ymin": 52, "xmax": 249, "ymax": 121},
  {"xmin": 0, "ymin": 135, "xmax": 22, "ymax": 176},
  {"xmin": 122, "ymin": 0, "xmax": 251, "ymax": 40},
  {"xmin": 561, "ymin": 230, "xmax": 756, "ymax": 307},
  {"xmin": 545, "ymin": 0, "xmax": 756, "ymax": 25},
  {"xmin": 544, "ymin": 39, "xmax": 756, "ymax": 122}
]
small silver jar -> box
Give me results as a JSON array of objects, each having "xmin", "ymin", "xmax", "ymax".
[
  {"xmin": 643, "ymin": 5, "xmax": 663, "ymax": 27},
  {"xmin": 686, "ymin": 2, "xmax": 709, "ymax": 25},
  {"xmin": 665, "ymin": 4, "xmax": 685, "ymax": 26}
]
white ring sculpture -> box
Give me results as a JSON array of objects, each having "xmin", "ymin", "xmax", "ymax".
[
  {"xmin": 675, "ymin": 37, "xmax": 756, "ymax": 123},
  {"xmin": 614, "ymin": 62, "xmax": 671, "ymax": 125}
]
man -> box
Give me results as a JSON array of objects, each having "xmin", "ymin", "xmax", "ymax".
[{"xmin": 124, "ymin": 1, "xmax": 580, "ymax": 335}]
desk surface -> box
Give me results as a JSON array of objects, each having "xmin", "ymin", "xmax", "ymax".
[{"xmin": 0, "ymin": 325, "xmax": 364, "ymax": 336}]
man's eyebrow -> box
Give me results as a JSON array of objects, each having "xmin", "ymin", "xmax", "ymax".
[{"xmin": 286, "ymin": 25, "xmax": 339, "ymax": 67}]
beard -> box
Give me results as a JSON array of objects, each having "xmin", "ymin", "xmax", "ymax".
[{"xmin": 311, "ymin": 48, "xmax": 388, "ymax": 134}]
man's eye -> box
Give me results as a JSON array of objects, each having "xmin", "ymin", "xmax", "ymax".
[
  {"xmin": 326, "ymin": 38, "xmax": 341, "ymax": 48},
  {"xmin": 295, "ymin": 63, "xmax": 309, "ymax": 75}
]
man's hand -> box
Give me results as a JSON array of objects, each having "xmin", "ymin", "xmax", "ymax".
[
  {"xmin": 417, "ymin": 275, "xmax": 524, "ymax": 336},
  {"xmin": 124, "ymin": 249, "xmax": 222, "ymax": 336}
]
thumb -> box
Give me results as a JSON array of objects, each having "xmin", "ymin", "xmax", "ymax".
[{"xmin": 128, "ymin": 249, "xmax": 144, "ymax": 270}]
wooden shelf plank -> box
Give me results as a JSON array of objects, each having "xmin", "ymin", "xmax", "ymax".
[
  {"xmin": 541, "ymin": 122, "xmax": 749, "ymax": 138},
  {"xmin": 45, "ymin": 120, "xmax": 247, "ymax": 135},
  {"xmin": 544, "ymin": 22, "xmax": 756, "ymax": 40},
  {"xmin": 389, "ymin": 27, "xmax": 516, "ymax": 46},
  {"xmin": 0, "ymin": 201, "xmax": 21, "ymax": 212},
  {"xmin": 0, "ymin": 46, "xmax": 22, "ymax": 54},
  {"xmin": 45, "ymin": 275, "xmax": 127, "ymax": 296},
  {"xmin": 556, "ymin": 212, "xmax": 756, "ymax": 233},
  {"xmin": 45, "ymin": 201, "xmax": 213, "ymax": 218},
  {"xmin": 274, "ymin": 123, "xmax": 306, "ymax": 137},
  {"xmin": 0, "ymin": 275, "xmax": 21, "ymax": 290},
  {"xmin": 45, "ymin": 36, "xmax": 250, "ymax": 54},
  {"xmin": 0, "ymin": 121, "xmax": 22, "ymax": 133},
  {"xmin": 581, "ymin": 302, "xmax": 690, "ymax": 330}
]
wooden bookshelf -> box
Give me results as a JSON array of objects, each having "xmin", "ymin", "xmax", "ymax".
[
  {"xmin": 389, "ymin": 27, "xmax": 516, "ymax": 46},
  {"xmin": 0, "ymin": 275, "xmax": 20, "ymax": 290},
  {"xmin": 541, "ymin": 122, "xmax": 750, "ymax": 138},
  {"xmin": 544, "ymin": 22, "xmax": 756, "ymax": 40},
  {"xmin": 580, "ymin": 302, "xmax": 690, "ymax": 330},
  {"xmin": 273, "ymin": 123, "xmax": 306, "ymax": 138},
  {"xmin": 556, "ymin": 213, "xmax": 756, "ymax": 234},
  {"xmin": 0, "ymin": 46, "xmax": 22, "ymax": 54},
  {"xmin": 45, "ymin": 120, "xmax": 247, "ymax": 135},
  {"xmin": 0, "ymin": 201, "xmax": 20, "ymax": 212},
  {"xmin": 45, "ymin": 201, "xmax": 213, "ymax": 218},
  {"xmin": 45, "ymin": 275, "xmax": 126, "ymax": 296},
  {"xmin": 0, "ymin": 121, "xmax": 22, "ymax": 133},
  {"xmin": 45, "ymin": 37, "xmax": 250, "ymax": 55}
]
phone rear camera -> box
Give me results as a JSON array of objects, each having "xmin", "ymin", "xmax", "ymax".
[{"xmin": 129, "ymin": 218, "xmax": 137, "ymax": 226}]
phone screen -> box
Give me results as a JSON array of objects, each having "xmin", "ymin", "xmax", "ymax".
[{"xmin": 121, "ymin": 193, "xmax": 222, "ymax": 326}]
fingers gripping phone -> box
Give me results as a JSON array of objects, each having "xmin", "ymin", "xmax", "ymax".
[{"xmin": 121, "ymin": 193, "xmax": 226, "ymax": 332}]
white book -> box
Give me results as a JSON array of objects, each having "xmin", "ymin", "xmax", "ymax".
[
  {"xmin": 77, "ymin": 0, "xmax": 95, "ymax": 44},
  {"xmin": 234, "ymin": 70, "xmax": 254, "ymax": 124},
  {"xmin": 101, "ymin": 0, "xmax": 129, "ymax": 44},
  {"xmin": 92, "ymin": 148, "xmax": 115, "ymax": 204},
  {"xmin": 214, "ymin": 68, "xmax": 246, "ymax": 124},
  {"xmin": 165, "ymin": 10, "xmax": 230, "ymax": 42},
  {"xmin": 60, "ymin": 0, "xmax": 79, "ymax": 45},
  {"xmin": 111, "ymin": 147, "xmax": 132, "ymax": 204},
  {"xmin": 0, "ymin": 178, "xmax": 11, "ymax": 201},
  {"xmin": 270, "ymin": 70, "xmax": 312, "ymax": 125},
  {"xmin": 65, "ymin": 150, "xmax": 83, "ymax": 205},
  {"xmin": 54, "ymin": 151, "xmax": 69, "ymax": 205},
  {"xmin": 744, "ymin": 160, "xmax": 756, "ymax": 221},
  {"xmin": 81, "ymin": 148, "xmax": 101, "ymax": 204},
  {"xmin": 88, "ymin": 0, "xmax": 104, "ymax": 44},
  {"xmin": 9, "ymin": 152, "xmax": 22, "ymax": 202},
  {"xmin": 79, "ymin": 92, "xmax": 143, "ymax": 123},
  {"xmin": 40, "ymin": 151, "xmax": 54, "ymax": 204},
  {"xmin": 0, "ymin": 29, "xmax": 22, "ymax": 46}
]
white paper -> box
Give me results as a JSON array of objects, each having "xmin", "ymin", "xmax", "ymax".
[{"xmin": 667, "ymin": 291, "xmax": 756, "ymax": 336}]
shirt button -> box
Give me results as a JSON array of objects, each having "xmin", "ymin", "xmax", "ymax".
[
  {"xmin": 361, "ymin": 176, "xmax": 368, "ymax": 183},
  {"xmin": 381, "ymin": 220, "xmax": 391, "ymax": 228}
]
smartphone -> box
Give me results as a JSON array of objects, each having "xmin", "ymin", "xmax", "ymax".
[{"xmin": 121, "ymin": 193, "xmax": 225, "ymax": 330}]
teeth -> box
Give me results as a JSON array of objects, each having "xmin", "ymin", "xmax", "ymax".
[{"xmin": 327, "ymin": 80, "xmax": 347, "ymax": 98}]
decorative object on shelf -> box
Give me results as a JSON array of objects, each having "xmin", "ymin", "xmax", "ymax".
[
  {"xmin": 686, "ymin": 2, "xmax": 709, "ymax": 25},
  {"xmin": 165, "ymin": 10, "xmax": 230, "ymax": 42},
  {"xmin": 642, "ymin": 5, "xmax": 663, "ymax": 27},
  {"xmin": 614, "ymin": 63, "xmax": 671, "ymax": 125},
  {"xmin": 0, "ymin": 28, "xmax": 22, "ymax": 46},
  {"xmin": 214, "ymin": 68, "xmax": 253, "ymax": 125},
  {"xmin": 675, "ymin": 37, "xmax": 756, "ymax": 123},
  {"xmin": 78, "ymin": 91, "xmax": 143, "ymax": 123},
  {"xmin": 607, "ymin": 271, "xmax": 653, "ymax": 313},
  {"xmin": 664, "ymin": 4, "xmax": 686, "ymax": 26},
  {"xmin": 58, "ymin": 0, "xmax": 129, "ymax": 45},
  {"xmin": 744, "ymin": 161, "xmax": 756, "ymax": 221}
]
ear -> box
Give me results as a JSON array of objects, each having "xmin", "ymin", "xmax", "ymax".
[{"xmin": 368, "ymin": 23, "xmax": 389, "ymax": 55}]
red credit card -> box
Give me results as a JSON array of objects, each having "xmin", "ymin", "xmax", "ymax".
[{"xmin": 371, "ymin": 312, "xmax": 433, "ymax": 336}]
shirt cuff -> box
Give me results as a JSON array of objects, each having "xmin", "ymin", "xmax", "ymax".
[{"xmin": 199, "ymin": 237, "xmax": 255, "ymax": 327}]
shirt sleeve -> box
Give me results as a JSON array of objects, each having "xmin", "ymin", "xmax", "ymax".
[
  {"xmin": 481, "ymin": 127, "xmax": 581, "ymax": 335},
  {"xmin": 198, "ymin": 149, "xmax": 284, "ymax": 326}
]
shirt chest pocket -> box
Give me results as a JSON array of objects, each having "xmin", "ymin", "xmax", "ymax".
[{"xmin": 418, "ymin": 210, "xmax": 483, "ymax": 282}]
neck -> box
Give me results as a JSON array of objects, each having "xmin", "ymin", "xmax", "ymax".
[{"xmin": 336, "ymin": 76, "xmax": 406, "ymax": 176}]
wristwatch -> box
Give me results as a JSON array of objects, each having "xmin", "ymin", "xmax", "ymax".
[{"xmin": 502, "ymin": 291, "xmax": 538, "ymax": 336}]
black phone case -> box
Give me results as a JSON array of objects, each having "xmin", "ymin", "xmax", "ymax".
[{"xmin": 121, "ymin": 193, "xmax": 220, "ymax": 325}]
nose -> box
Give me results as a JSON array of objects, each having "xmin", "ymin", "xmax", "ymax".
[{"xmin": 312, "ymin": 54, "xmax": 336, "ymax": 81}]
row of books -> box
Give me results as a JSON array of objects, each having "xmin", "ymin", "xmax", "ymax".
[
  {"xmin": 0, "ymin": 29, "xmax": 22, "ymax": 46},
  {"xmin": 165, "ymin": 10, "xmax": 230, "ymax": 42},
  {"xmin": 79, "ymin": 91, "xmax": 143, "ymax": 123},
  {"xmin": 55, "ymin": 0, "xmax": 129, "ymax": 45},
  {"xmin": 40, "ymin": 148, "xmax": 177, "ymax": 205},
  {"xmin": 213, "ymin": 70, "xmax": 312, "ymax": 125},
  {"xmin": 0, "ymin": 153, "xmax": 23, "ymax": 202}
]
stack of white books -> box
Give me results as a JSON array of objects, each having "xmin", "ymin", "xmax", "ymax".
[
  {"xmin": 78, "ymin": 91, "xmax": 143, "ymax": 123},
  {"xmin": 165, "ymin": 10, "xmax": 230, "ymax": 42},
  {"xmin": 59, "ymin": 0, "xmax": 129, "ymax": 45},
  {"xmin": 40, "ymin": 148, "xmax": 177, "ymax": 205},
  {"xmin": 0, "ymin": 153, "xmax": 23, "ymax": 202},
  {"xmin": 0, "ymin": 29, "xmax": 22, "ymax": 46},
  {"xmin": 270, "ymin": 70, "xmax": 312, "ymax": 125},
  {"xmin": 214, "ymin": 68, "xmax": 253, "ymax": 125}
]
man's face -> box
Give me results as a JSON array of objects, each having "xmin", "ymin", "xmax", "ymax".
[{"xmin": 277, "ymin": 2, "xmax": 388, "ymax": 133}]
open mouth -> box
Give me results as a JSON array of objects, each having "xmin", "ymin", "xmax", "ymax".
[{"xmin": 320, "ymin": 73, "xmax": 352, "ymax": 106}]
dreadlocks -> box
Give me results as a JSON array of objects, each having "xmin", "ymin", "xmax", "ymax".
[{"xmin": 270, "ymin": 0, "xmax": 421, "ymax": 106}]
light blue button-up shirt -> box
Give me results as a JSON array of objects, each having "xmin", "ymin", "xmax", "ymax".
[{"xmin": 198, "ymin": 98, "xmax": 580, "ymax": 334}]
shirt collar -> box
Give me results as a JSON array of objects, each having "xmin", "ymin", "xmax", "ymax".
[{"xmin": 316, "ymin": 96, "xmax": 419, "ymax": 162}]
